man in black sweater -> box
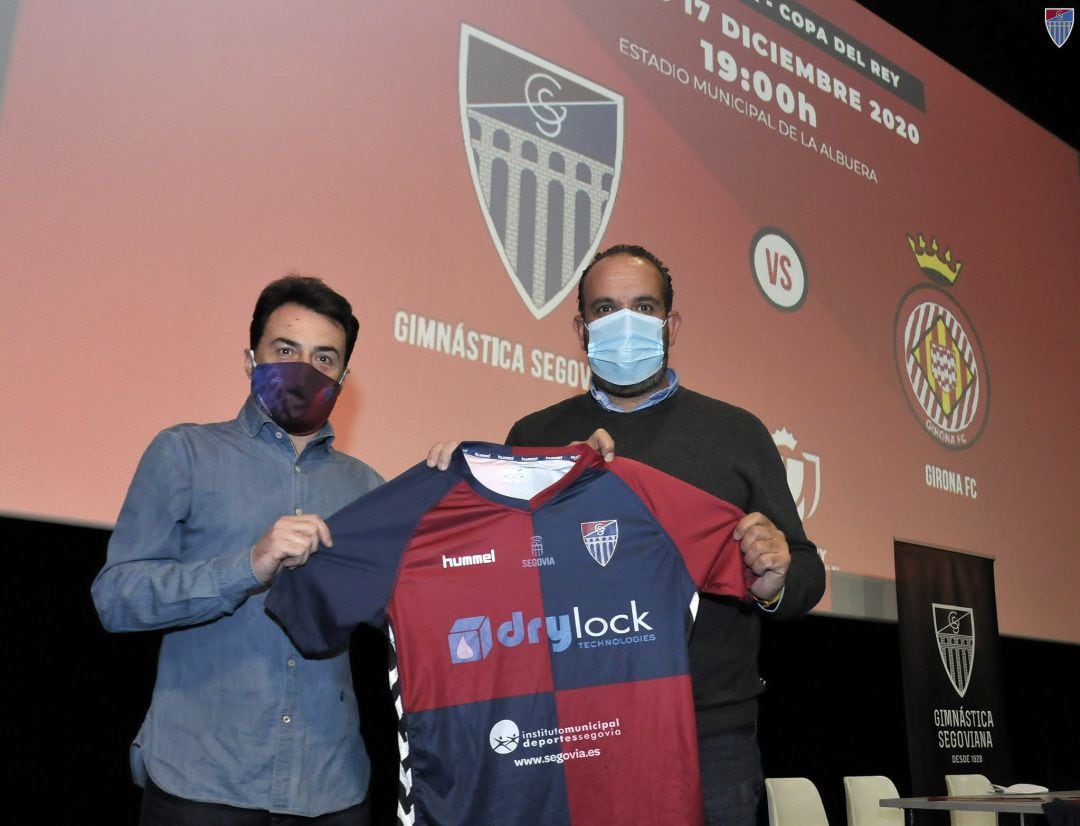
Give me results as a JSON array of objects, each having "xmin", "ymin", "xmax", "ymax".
[{"xmin": 504, "ymin": 244, "xmax": 825, "ymax": 826}]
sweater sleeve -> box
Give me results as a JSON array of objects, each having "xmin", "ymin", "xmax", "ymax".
[{"xmin": 743, "ymin": 416, "xmax": 825, "ymax": 620}]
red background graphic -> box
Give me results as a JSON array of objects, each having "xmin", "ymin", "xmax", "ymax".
[{"xmin": 2, "ymin": 0, "xmax": 1077, "ymax": 642}]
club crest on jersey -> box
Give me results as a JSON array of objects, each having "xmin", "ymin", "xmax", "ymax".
[
  {"xmin": 581, "ymin": 520, "xmax": 618, "ymax": 566},
  {"xmin": 933, "ymin": 603, "xmax": 975, "ymax": 698},
  {"xmin": 1045, "ymin": 9, "xmax": 1074, "ymax": 47},
  {"xmin": 459, "ymin": 24, "xmax": 624, "ymax": 319}
]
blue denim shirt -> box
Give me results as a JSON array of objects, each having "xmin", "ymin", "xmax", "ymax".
[{"xmin": 91, "ymin": 398, "xmax": 384, "ymax": 816}]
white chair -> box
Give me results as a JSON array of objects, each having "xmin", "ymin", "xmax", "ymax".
[
  {"xmin": 844, "ymin": 775, "xmax": 904, "ymax": 826},
  {"xmin": 765, "ymin": 776, "xmax": 829, "ymax": 826},
  {"xmin": 944, "ymin": 774, "xmax": 997, "ymax": 826}
]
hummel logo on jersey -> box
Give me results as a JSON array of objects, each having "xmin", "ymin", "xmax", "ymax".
[
  {"xmin": 442, "ymin": 548, "xmax": 496, "ymax": 569},
  {"xmin": 581, "ymin": 520, "xmax": 618, "ymax": 566},
  {"xmin": 447, "ymin": 600, "xmax": 653, "ymax": 661}
]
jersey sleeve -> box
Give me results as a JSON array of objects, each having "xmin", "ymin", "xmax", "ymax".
[
  {"xmin": 606, "ymin": 457, "xmax": 754, "ymax": 598},
  {"xmin": 265, "ymin": 460, "xmax": 457, "ymax": 656}
]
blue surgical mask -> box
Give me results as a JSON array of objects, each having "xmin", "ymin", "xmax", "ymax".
[{"xmin": 585, "ymin": 309, "xmax": 667, "ymax": 386}]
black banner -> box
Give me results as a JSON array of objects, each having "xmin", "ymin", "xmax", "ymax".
[{"xmin": 895, "ymin": 541, "xmax": 1012, "ymax": 794}]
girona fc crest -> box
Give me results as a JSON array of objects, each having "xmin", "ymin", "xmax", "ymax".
[
  {"xmin": 894, "ymin": 287, "xmax": 988, "ymax": 449},
  {"xmin": 894, "ymin": 234, "xmax": 989, "ymax": 449},
  {"xmin": 771, "ymin": 427, "xmax": 821, "ymax": 521},
  {"xmin": 581, "ymin": 520, "xmax": 618, "ymax": 567},
  {"xmin": 459, "ymin": 24, "xmax": 624, "ymax": 318},
  {"xmin": 933, "ymin": 603, "xmax": 975, "ymax": 698}
]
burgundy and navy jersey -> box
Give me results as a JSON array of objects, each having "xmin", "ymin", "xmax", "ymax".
[{"xmin": 266, "ymin": 443, "xmax": 752, "ymax": 826}]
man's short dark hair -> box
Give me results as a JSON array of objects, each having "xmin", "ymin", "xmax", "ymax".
[
  {"xmin": 576, "ymin": 244, "xmax": 675, "ymax": 316},
  {"xmin": 249, "ymin": 274, "xmax": 360, "ymax": 364}
]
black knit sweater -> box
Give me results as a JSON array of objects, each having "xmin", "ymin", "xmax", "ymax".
[{"xmin": 507, "ymin": 386, "xmax": 825, "ymax": 733}]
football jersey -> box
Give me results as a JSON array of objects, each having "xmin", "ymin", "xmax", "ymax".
[{"xmin": 266, "ymin": 443, "xmax": 752, "ymax": 826}]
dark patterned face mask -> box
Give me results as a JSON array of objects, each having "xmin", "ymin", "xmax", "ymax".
[{"xmin": 250, "ymin": 358, "xmax": 342, "ymax": 436}]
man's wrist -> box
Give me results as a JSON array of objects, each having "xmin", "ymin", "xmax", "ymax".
[{"xmin": 750, "ymin": 586, "xmax": 784, "ymax": 609}]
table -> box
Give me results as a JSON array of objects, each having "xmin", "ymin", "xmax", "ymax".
[{"xmin": 881, "ymin": 791, "xmax": 1080, "ymax": 825}]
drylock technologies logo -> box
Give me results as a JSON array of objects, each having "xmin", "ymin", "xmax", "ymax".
[
  {"xmin": 893, "ymin": 234, "xmax": 989, "ymax": 449},
  {"xmin": 447, "ymin": 600, "xmax": 656, "ymax": 663},
  {"xmin": 460, "ymin": 24, "xmax": 624, "ymax": 318}
]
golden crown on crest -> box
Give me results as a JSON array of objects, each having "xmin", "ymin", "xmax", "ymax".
[{"xmin": 906, "ymin": 233, "xmax": 963, "ymax": 284}]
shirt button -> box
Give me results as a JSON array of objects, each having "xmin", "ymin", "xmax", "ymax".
[
  {"xmin": 294, "ymin": 465, "xmax": 301, "ymax": 473},
  {"xmin": 275, "ymin": 432, "xmax": 283, "ymax": 440},
  {"xmin": 282, "ymin": 715, "xmax": 292, "ymax": 724},
  {"xmin": 287, "ymin": 659, "xmax": 296, "ymax": 668},
  {"xmin": 294, "ymin": 508, "xmax": 303, "ymax": 515}
]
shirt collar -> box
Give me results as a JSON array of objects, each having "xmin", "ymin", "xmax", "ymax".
[
  {"xmin": 589, "ymin": 368, "xmax": 680, "ymax": 413},
  {"xmin": 238, "ymin": 395, "xmax": 336, "ymax": 446}
]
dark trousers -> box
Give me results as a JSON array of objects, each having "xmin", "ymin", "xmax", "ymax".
[
  {"xmin": 699, "ymin": 723, "xmax": 764, "ymax": 826},
  {"xmin": 140, "ymin": 780, "xmax": 370, "ymax": 826}
]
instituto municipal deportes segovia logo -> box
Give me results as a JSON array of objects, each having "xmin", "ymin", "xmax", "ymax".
[
  {"xmin": 893, "ymin": 233, "xmax": 989, "ymax": 449},
  {"xmin": 460, "ymin": 24, "xmax": 624, "ymax": 318},
  {"xmin": 933, "ymin": 603, "xmax": 975, "ymax": 698},
  {"xmin": 489, "ymin": 719, "xmax": 521, "ymax": 754}
]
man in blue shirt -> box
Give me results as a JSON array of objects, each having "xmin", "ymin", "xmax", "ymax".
[{"xmin": 92, "ymin": 275, "xmax": 384, "ymax": 824}]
